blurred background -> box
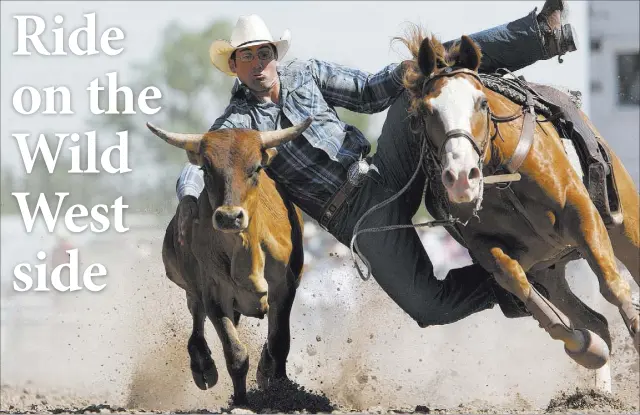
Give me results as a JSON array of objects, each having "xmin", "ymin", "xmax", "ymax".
[{"xmin": 1, "ymin": 1, "xmax": 638, "ymax": 412}]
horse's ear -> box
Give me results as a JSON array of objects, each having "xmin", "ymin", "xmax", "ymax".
[
  {"xmin": 418, "ymin": 37, "xmax": 437, "ymax": 77},
  {"xmin": 456, "ymin": 35, "xmax": 481, "ymax": 72}
]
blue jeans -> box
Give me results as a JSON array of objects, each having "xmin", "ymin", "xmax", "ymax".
[
  {"xmin": 328, "ymin": 90, "xmax": 505, "ymax": 327},
  {"xmin": 444, "ymin": 8, "xmax": 548, "ymax": 73}
]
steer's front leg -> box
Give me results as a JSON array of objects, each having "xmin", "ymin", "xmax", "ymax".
[
  {"xmin": 187, "ymin": 292, "xmax": 218, "ymax": 390},
  {"xmin": 257, "ymin": 277, "xmax": 296, "ymax": 389},
  {"xmin": 204, "ymin": 298, "xmax": 249, "ymax": 406}
]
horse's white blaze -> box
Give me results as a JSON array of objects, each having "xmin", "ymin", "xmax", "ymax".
[{"xmin": 429, "ymin": 77, "xmax": 484, "ymax": 202}]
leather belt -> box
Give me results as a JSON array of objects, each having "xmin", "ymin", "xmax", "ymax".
[{"xmin": 319, "ymin": 159, "xmax": 377, "ymax": 231}]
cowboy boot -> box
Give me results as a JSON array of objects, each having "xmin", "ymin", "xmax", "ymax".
[{"xmin": 536, "ymin": 0, "xmax": 578, "ymax": 63}]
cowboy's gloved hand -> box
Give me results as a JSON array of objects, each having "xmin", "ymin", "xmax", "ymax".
[{"xmin": 177, "ymin": 195, "xmax": 198, "ymax": 246}]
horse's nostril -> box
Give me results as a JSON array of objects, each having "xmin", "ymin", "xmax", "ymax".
[
  {"xmin": 468, "ymin": 167, "xmax": 481, "ymax": 181},
  {"xmin": 235, "ymin": 210, "xmax": 244, "ymax": 221},
  {"xmin": 442, "ymin": 170, "xmax": 456, "ymax": 188}
]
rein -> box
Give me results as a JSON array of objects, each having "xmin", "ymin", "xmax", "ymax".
[
  {"xmin": 349, "ymin": 130, "xmax": 463, "ymax": 282},
  {"xmin": 349, "ymin": 66, "xmax": 535, "ymax": 282}
]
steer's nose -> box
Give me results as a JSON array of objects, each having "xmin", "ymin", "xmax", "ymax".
[
  {"xmin": 213, "ymin": 207, "xmax": 247, "ymax": 231},
  {"xmin": 441, "ymin": 165, "xmax": 481, "ymax": 189}
]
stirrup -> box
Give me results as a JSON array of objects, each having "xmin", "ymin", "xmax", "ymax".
[{"xmin": 586, "ymin": 157, "xmax": 623, "ymax": 228}]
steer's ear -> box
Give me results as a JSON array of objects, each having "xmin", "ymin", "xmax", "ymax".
[
  {"xmin": 186, "ymin": 150, "xmax": 204, "ymax": 166},
  {"xmin": 261, "ymin": 148, "xmax": 278, "ymax": 167}
]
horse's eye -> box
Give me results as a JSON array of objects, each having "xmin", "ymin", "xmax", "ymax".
[{"xmin": 480, "ymin": 99, "xmax": 489, "ymax": 110}]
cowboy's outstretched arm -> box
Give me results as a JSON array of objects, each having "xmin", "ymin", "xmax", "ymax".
[{"xmin": 310, "ymin": 59, "xmax": 411, "ymax": 114}]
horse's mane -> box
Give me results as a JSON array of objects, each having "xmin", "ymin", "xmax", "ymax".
[{"xmin": 392, "ymin": 24, "xmax": 470, "ymax": 117}]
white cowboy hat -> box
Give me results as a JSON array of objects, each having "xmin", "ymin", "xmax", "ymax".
[{"xmin": 209, "ymin": 14, "xmax": 291, "ymax": 76}]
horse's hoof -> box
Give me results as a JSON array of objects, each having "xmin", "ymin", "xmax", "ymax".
[
  {"xmin": 191, "ymin": 360, "xmax": 218, "ymax": 390},
  {"xmin": 564, "ymin": 328, "xmax": 610, "ymax": 369}
]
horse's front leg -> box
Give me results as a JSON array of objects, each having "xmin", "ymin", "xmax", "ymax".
[
  {"xmin": 564, "ymin": 187, "xmax": 640, "ymax": 353},
  {"xmin": 488, "ymin": 247, "xmax": 610, "ymax": 369}
]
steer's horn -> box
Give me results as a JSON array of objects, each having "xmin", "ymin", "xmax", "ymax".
[
  {"xmin": 146, "ymin": 122, "xmax": 203, "ymax": 153},
  {"xmin": 259, "ymin": 117, "xmax": 313, "ymax": 149}
]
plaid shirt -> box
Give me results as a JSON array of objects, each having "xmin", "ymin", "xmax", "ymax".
[{"xmin": 208, "ymin": 58, "xmax": 406, "ymax": 220}]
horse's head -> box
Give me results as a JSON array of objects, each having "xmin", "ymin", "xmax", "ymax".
[{"xmin": 402, "ymin": 31, "xmax": 492, "ymax": 205}]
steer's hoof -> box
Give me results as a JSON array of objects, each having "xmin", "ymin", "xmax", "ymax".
[
  {"xmin": 565, "ymin": 328, "xmax": 610, "ymax": 369},
  {"xmin": 191, "ymin": 360, "xmax": 219, "ymax": 390},
  {"xmin": 256, "ymin": 344, "xmax": 273, "ymax": 390},
  {"xmin": 256, "ymin": 366, "xmax": 269, "ymax": 390},
  {"xmin": 232, "ymin": 394, "xmax": 249, "ymax": 407}
]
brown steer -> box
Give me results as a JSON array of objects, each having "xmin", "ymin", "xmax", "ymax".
[{"xmin": 146, "ymin": 119, "xmax": 311, "ymax": 405}]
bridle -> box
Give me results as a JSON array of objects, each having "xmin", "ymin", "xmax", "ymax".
[
  {"xmin": 414, "ymin": 66, "xmax": 496, "ymax": 228},
  {"xmin": 438, "ymin": 127, "xmax": 489, "ymax": 163},
  {"xmin": 420, "ymin": 66, "xmax": 533, "ymax": 187},
  {"xmin": 422, "ymin": 66, "xmax": 493, "ymax": 168}
]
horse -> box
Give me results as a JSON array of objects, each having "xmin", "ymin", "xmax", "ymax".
[{"xmin": 394, "ymin": 28, "xmax": 639, "ymax": 391}]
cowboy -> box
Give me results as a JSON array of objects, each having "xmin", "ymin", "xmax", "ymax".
[{"xmin": 174, "ymin": 0, "xmax": 577, "ymax": 326}]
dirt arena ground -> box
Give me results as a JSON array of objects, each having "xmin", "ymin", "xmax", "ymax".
[{"xmin": 1, "ymin": 224, "xmax": 638, "ymax": 414}]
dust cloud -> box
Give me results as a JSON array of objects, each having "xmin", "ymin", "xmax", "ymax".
[{"xmin": 1, "ymin": 220, "xmax": 638, "ymax": 413}]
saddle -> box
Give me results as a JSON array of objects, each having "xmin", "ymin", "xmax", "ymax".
[{"xmin": 480, "ymin": 70, "xmax": 623, "ymax": 228}]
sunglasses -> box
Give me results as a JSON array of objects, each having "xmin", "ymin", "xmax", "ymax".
[{"xmin": 237, "ymin": 48, "xmax": 275, "ymax": 63}]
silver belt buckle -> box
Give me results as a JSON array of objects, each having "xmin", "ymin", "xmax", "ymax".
[{"xmin": 348, "ymin": 159, "xmax": 375, "ymax": 187}]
